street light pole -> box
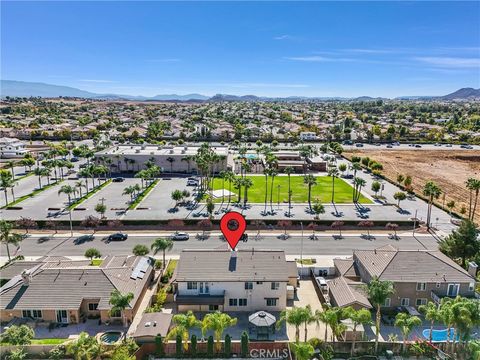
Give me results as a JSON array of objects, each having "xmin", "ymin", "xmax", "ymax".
[
  {"xmin": 69, "ymin": 209, "xmax": 73, "ymax": 237},
  {"xmin": 413, "ymin": 209, "xmax": 418, "ymax": 236},
  {"xmin": 277, "ymin": 185, "xmax": 281, "ymax": 210},
  {"xmin": 300, "ymin": 221, "xmax": 304, "ymax": 268}
]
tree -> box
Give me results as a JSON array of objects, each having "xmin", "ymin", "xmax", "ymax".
[
  {"xmin": 0, "ymin": 324, "xmax": 34, "ymax": 345},
  {"xmin": 15, "ymin": 217, "xmax": 36, "ymax": 234},
  {"xmin": 446, "ymin": 200, "xmax": 455, "ymax": 216},
  {"xmin": 365, "ymin": 277, "xmax": 394, "ymax": 353},
  {"xmin": 109, "ymin": 290, "xmax": 134, "ymax": 327},
  {"xmin": 394, "ymin": 191, "xmax": 407, "ymax": 208},
  {"xmin": 132, "ymin": 244, "xmax": 149, "ymax": 256},
  {"xmin": 423, "ymin": 181, "xmax": 442, "ymax": 229},
  {"xmin": 419, "ymin": 301, "xmax": 441, "ymax": 343},
  {"xmin": 94, "ymin": 203, "xmax": 107, "ymax": 219},
  {"xmin": 291, "ymin": 342, "xmax": 314, "ymax": 360},
  {"xmin": 171, "ymin": 189, "xmax": 183, "ymax": 208},
  {"xmin": 331, "ymin": 221, "xmax": 344, "ymax": 238},
  {"xmin": 0, "ymin": 169, "xmax": 14, "ymax": 205},
  {"xmin": 397, "ymin": 174, "xmax": 405, "ymax": 186},
  {"xmin": 241, "ymin": 331, "xmax": 249, "ymax": 357},
  {"xmin": 151, "ymin": 237, "xmax": 174, "ymax": 269},
  {"xmin": 166, "ymin": 156, "xmax": 175, "ymax": 174},
  {"xmin": 7, "ymin": 348, "xmax": 27, "ymax": 360},
  {"xmin": 344, "ymin": 307, "xmax": 372, "ymax": 356},
  {"xmin": 278, "ymin": 307, "xmax": 305, "ymax": 343},
  {"xmin": 81, "ymin": 216, "xmax": 101, "ymax": 233},
  {"xmin": 58, "ymin": 184, "xmax": 75, "ymax": 206},
  {"xmin": 385, "ymin": 223, "xmax": 399, "ymax": 239},
  {"xmin": 224, "ymin": 333, "xmax": 232, "ymax": 357},
  {"xmin": 338, "ymin": 163, "xmax": 347, "ymax": 176},
  {"xmin": 312, "ymin": 199, "xmax": 325, "ymax": 220},
  {"xmin": 84, "ymin": 248, "xmax": 101, "ymax": 262},
  {"xmin": 328, "ymin": 167, "xmax": 339, "ymax": 203},
  {"xmin": 439, "ymin": 219, "xmax": 479, "ymax": 268},
  {"xmin": 358, "ymin": 220, "xmax": 374, "ymax": 239},
  {"xmin": 395, "ymin": 313, "xmax": 422, "ymax": 353},
  {"xmin": 353, "ymin": 177, "xmax": 366, "ymax": 203},
  {"xmin": 371, "ymin": 181, "xmax": 381, "ymax": 197},
  {"xmin": 243, "ymin": 177, "xmax": 253, "ymax": 207},
  {"xmin": 466, "ymin": 178, "xmax": 480, "ymax": 221},
  {"xmin": 284, "ymin": 166, "xmax": 294, "ymax": 217},
  {"xmin": 0, "ymin": 220, "xmax": 24, "ymax": 261},
  {"xmin": 66, "ymin": 332, "xmax": 101, "ymax": 360},
  {"xmin": 303, "ymin": 174, "xmax": 317, "ymax": 211},
  {"xmin": 201, "ymin": 311, "xmax": 237, "ymax": 352},
  {"xmin": 167, "ymin": 311, "xmax": 200, "ymax": 351}
]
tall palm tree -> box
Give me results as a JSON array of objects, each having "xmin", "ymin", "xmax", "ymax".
[
  {"xmin": 233, "ymin": 177, "xmax": 243, "ymax": 203},
  {"xmin": 290, "ymin": 342, "xmax": 314, "ymax": 360},
  {"xmin": 109, "ymin": 290, "xmax": 134, "ymax": 327},
  {"xmin": 66, "ymin": 332, "xmax": 102, "ymax": 360},
  {"xmin": 243, "ymin": 178, "xmax": 253, "ymax": 207},
  {"xmin": 328, "ymin": 167, "xmax": 339, "ymax": 203},
  {"xmin": 201, "ymin": 311, "xmax": 237, "ymax": 352},
  {"xmin": 323, "ymin": 306, "xmax": 346, "ymax": 344},
  {"xmin": 269, "ymin": 168, "xmax": 278, "ymax": 213},
  {"xmin": 423, "ymin": 181, "xmax": 442, "ymax": 229},
  {"xmin": 303, "ymin": 174, "xmax": 317, "ymax": 210},
  {"xmin": 75, "ymin": 180, "xmax": 85, "ymax": 198},
  {"xmin": 224, "ymin": 171, "xmax": 235, "ymax": 208},
  {"xmin": 344, "ymin": 307, "xmax": 372, "ymax": 356},
  {"xmin": 263, "ymin": 168, "xmax": 270, "ymax": 214},
  {"xmin": 466, "ymin": 178, "xmax": 480, "ymax": 221},
  {"xmin": 151, "ymin": 237, "xmax": 174, "ymax": 269},
  {"xmin": 351, "ymin": 162, "xmax": 361, "ymax": 180},
  {"xmin": 6, "ymin": 160, "xmax": 16, "ymax": 180},
  {"xmin": 123, "ymin": 185, "xmax": 136, "ymax": 203},
  {"xmin": 301, "ymin": 305, "xmax": 323, "ymax": 342},
  {"xmin": 277, "ymin": 307, "xmax": 305, "ymax": 343},
  {"xmin": 219, "ymin": 170, "xmax": 227, "ymax": 203},
  {"xmin": 284, "ymin": 166, "xmax": 294, "ymax": 217},
  {"xmin": 395, "ymin": 313, "xmax": 422, "ymax": 353},
  {"xmin": 166, "ymin": 311, "xmax": 200, "ymax": 351},
  {"xmin": 58, "ymin": 184, "xmax": 75, "ymax": 206},
  {"xmin": 419, "ymin": 301, "xmax": 441, "ymax": 343},
  {"xmin": 365, "ymin": 277, "xmax": 394, "ymax": 353},
  {"xmin": 0, "ymin": 220, "xmax": 24, "ymax": 261},
  {"xmin": 0, "ymin": 170, "xmax": 14, "ymax": 206},
  {"xmin": 166, "ymin": 156, "xmax": 175, "ymax": 174},
  {"xmin": 353, "ymin": 177, "xmax": 366, "ymax": 203}
]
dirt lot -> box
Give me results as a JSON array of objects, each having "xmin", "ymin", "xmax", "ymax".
[{"xmin": 344, "ymin": 149, "xmax": 480, "ymax": 223}]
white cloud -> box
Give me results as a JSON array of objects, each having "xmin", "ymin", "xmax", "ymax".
[
  {"xmin": 413, "ymin": 57, "xmax": 480, "ymax": 68},
  {"xmin": 274, "ymin": 35, "xmax": 293, "ymax": 40}
]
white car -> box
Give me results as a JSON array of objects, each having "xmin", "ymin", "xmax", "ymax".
[
  {"xmin": 170, "ymin": 232, "xmax": 190, "ymax": 241},
  {"xmin": 315, "ymin": 276, "xmax": 328, "ymax": 293}
]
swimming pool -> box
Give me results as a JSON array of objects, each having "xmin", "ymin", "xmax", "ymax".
[
  {"xmin": 422, "ymin": 328, "xmax": 457, "ymax": 342},
  {"xmin": 99, "ymin": 331, "xmax": 123, "ymax": 344}
]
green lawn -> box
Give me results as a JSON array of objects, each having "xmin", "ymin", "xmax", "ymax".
[
  {"xmin": 211, "ymin": 175, "xmax": 371, "ymax": 204},
  {"xmin": 91, "ymin": 259, "xmax": 103, "ymax": 266},
  {"xmin": 31, "ymin": 338, "xmax": 68, "ymax": 345}
]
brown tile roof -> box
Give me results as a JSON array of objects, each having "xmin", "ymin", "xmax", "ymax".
[
  {"xmin": 328, "ymin": 277, "xmax": 372, "ymax": 309},
  {"xmin": 174, "ymin": 249, "xmax": 292, "ymax": 282},
  {"xmin": 132, "ymin": 312, "xmax": 173, "ymax": 339},
  {"xmin": 354, "ymin": 248, "xmax": 474, "ymax": 283}
]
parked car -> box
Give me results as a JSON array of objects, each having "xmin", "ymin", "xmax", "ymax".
[
  {"xmin": 315, "ymin": 276, "xmax": 328, "ymax": 293},
  {"xmin": 355, "ymin": 143, "xmax": 364, "ymax": 148},
  {"xmin": 70, "ymin": 157, "xmax": 79, "ymax": 162},
  {"xmin": 187, "ymin": 179, "xmax": 198, "ymax": 186},
  {"xmin": 74, "ymin": 234, "xmax": 94, "ymax": 244},
  {"xmin": 386, "ymin": 145, "xmax": 393, "ymax": 148},
  {"xmin": 113, "ymin": 177, "xmax": 125, "ymax": 182},
  {"xmin": 445, "ymin": 144, "xmax": 453, "ymax": 147},
  {"xmin": 415, "ymin": 144, "xmax": 422, "ymax": 148},
  {"xmin": 171, "ymin": 232, "xmax": 189, "ymax": 241},
  {"xmin": 79, "ymin": 163, "xmax": 88, "ymax": 169},
  {"xmin": 107, "ymin": 233, "xmax": 128, "ymax": 241}
]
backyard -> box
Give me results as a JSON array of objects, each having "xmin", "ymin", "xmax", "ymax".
[{"xmin": 211, "ymin": 175, "xmax": 371, "ymax": 204}]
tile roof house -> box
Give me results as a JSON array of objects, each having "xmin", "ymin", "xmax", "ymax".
[
  {"xmin": 328, "ymin": 245, "xmax": 477, "ymax": 310},
  {"xmin": 0, "ymin": 255, "xmax": 154, "ymax": 326},
  {"xmin": 173, "ymin": 249, "xmax": 298, "ymax": 312}
]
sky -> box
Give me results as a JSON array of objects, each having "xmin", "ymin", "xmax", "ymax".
[{"xmin": 1, "ymin": 1, "xmax": 479, "ymax": 98}]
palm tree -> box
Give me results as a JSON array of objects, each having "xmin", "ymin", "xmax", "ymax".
[
  {"xmin": 109, "ymin": 290, "xmax": 134, "ymax": 327},
  {"xmin": 0, "ymin": 170, "xmax": 14, "ymax": 206},
  {"xmin": 365, "ymin": 277, "xmax": 394, "ymax": 353},
  {"xmin": 323, "ymin": 306, "xmax": 346, "ymax": 344},
  {"xmin": 303, "ymin": 174, "xmax": 317, "ymax": 211},
  {"xmin": 166, "ymin": 311, "xmax": 200, "ymax": 351},
  {"xmin": 423, "ymin": 181, "xmax": 442, "ymax": 229},
  {"xmin": 123, "ymin": 185, "xmax": 136, "ymax": 203},
  {"xmin": 277, "ymin": 307, "xmax": 305, "ymax": 343},
  {"xmin": 351, "ymin": 162, "xmax": 361, "ymax": 180},
  {"xmin": 224, "ymin": 171, "xmax": 235, "ymax": 207},
  {"xmin": 166, "ymin": 156, "xmax": 175, "ymax": 174},
  {"xmin": 58, "ymin": 184, "xmax": 75, "ymax": 206},
  {"xmin": 219, "ymin": 170, "xmax": 227, "ymax": 203},
  {"xmin": 233, "ymin": 177, "xmax": 243, "ymax": 203},
  {"xmin": 151, "ymin": 237, "xmax": 173, "ymax": 269},
  {"xmin": 419, "ymin": 301, "xmax": 441, "ymax": 343},
  {"xmin": 344, "ymin": 307, "xmax": 372, "ymax": 356},
  {"xmin": 353, "ymin": 177, "xmax": 366, "ymax": 203},
  {"xmin": 328, "ymin": 167, "xmax": 339, "ymax": 203},
  {"xmin": 291, "ymin": 342, "xmax": 314, "ymax": 360},
  {"xmin": 301, "ymin": 305, "xmax": 322, "ymax": 342},
  {"xmin": 263, "ymin": 168, "xmax": 270, "ymax": 214},
  {"xmin": 201, "ymin": 311, "xmax": 237, "ymax": 352},
  {"xmin": 395, "ymin": 313, "xmax": 422, "ymax": 353},
  {"xmin": 269, "ymin": 168, "xmax": 278, "ymax": 213},
  {"xmin": 466, "ymin": 178, "xmax": 480, "ymax": 221},
  {"xmin": 75, "ymin": 180, "xmax": 85, "ymax": 198},
  {"xmin": 66, "ymin": 332, "xmax": 102, "ymax": 360},
  {"xmin": 312, "ymin": 199, "xmax": 325, "ymax": 220},
  {"xmin": 284, "ymin": 166, "xmax": 294, "ymax": 217},
  {"xmin": 0, "ymin": 220, "xmax": 24, "ymax": 261},
  {"xmin": 6, "ymin": 160, "xmax": 16, "ymax": 180},
  {"xmin": 243, "ymin": 178, "xmax": 253, "ymax": 207}
]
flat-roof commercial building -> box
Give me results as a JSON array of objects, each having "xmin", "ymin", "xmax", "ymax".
[{"xmin": 95, "ymin": 144, "xmax": 233, "ymax": 174}]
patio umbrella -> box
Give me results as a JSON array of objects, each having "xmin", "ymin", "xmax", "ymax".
[{"xmin": 248, "ymin": 311, "xmax": 276, "ymax": 327}]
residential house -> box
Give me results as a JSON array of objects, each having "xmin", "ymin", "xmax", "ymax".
[{"xmin": 172, "ymin": 249, "xmax": 298, "ymax": 312}]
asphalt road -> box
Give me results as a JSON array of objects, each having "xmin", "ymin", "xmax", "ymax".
[{"xmin": 6, "ymin": 232, "xmax": 439, "ymax": 258}]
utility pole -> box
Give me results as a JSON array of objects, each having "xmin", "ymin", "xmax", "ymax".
[
  {"xmin": 413, "ymin": 209, "xmax": 418, "ymax": 236},
  {"xmin": 300, "ymin": 221, "xmax": 304, "ymax": 270}
]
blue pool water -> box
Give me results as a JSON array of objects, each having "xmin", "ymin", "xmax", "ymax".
[
  {"xmin": 245, "ymin": 154, "xmax": 258, "ymax": 159},
  {"xmin": 422, "ymin": 328, "xmax": 457, "ymax": 342},
  {"xmin": 100, "ymin": 331, "xmax": 122, "ymax": 344}
]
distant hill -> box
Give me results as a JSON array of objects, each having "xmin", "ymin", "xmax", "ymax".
[
  {"xmin": 1, "ymin": 80, "xmax": 479, "ymax": 102},
  {"xmin": 440, "ymin": 88, "xmax": 480, "ymax": 100}
]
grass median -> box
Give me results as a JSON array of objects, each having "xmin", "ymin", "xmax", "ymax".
[
  {"xmin": 1, "ymin": 180, "xmax": 63, "ymax": 209},
  {"xmin": 67, "ymin": 179, "xmax": 112, "ymax": 210},
  {"xmin": 128, "ymin": 179, "xmax": 159, "ymax": 210}
]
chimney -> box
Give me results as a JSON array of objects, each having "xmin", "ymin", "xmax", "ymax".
[
  {"xmin": 21, "ymin": 270, "xmax": 31, "ymax": 286},
  {"xmin": 468, "ymin": 262, "xmax": 478, "ymax": 277}
]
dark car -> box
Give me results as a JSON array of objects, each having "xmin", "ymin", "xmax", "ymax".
[
  {"xmin": 74, "ymin": 234, "xmax": 94, "ymax": 245},
  {"xmin": 70, "ymin": 157, "xmax": 79, "ymax": 162},
  {"xmin": 240, "ymin": 233, "xmax": 248, "ymax": 242},
  {"xmin": 113, "ymin": 177, "xmax": 125, "ymax": 182},
  {"xmin": 108, "ymin": 233, "xmax": 128, "ymax": 241},
  {"xmin": 355, "ymin": 143, "xmax": 364, "ymax": 147}
]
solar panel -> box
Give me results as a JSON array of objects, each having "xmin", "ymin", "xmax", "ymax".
[{"xmin": 130, "ymin": 257, "xmax": 150, "ymax": 279}]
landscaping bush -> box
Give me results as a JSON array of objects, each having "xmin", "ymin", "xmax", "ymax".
[
  {"xmin": 155, "ymin": 334, "xmax": 164, "ymax": 357},
  {"xmin": 190, "ymin": 334, "xmax": 197, "ymax": 357},
  {"xmin": 207, "ymin": 336, "xmax": 214, "ymax": 357},
  {"xmin": 241, "ymin": 331, "xmax": 249, "ymax": 358},
  {"xmin": 176, "ymin": 334, "xmax": 182, "ymax": 358},
  {"xmin": 224, "ymin": 334, "xmax": 231, "ymax": 357}
]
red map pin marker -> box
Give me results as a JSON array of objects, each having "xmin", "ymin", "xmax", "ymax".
[{"xmin": 220, "ymin": 211, "xmax": 246, "ymax": 251}]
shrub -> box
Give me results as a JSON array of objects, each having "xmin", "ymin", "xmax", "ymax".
[
  {"xmin": 0, "ymin": 325, "xmax": 34, "ymax": 345},
  {"xmin": 176, "ymin": 334, "xmax": 182, "ymax": 358},
  {"xmin": 49, "ymin": 345, "xmax": 66, "ymax": 360},
  {"xmin": 207, "ymin": 336, "xmax": 214, "ymax": 357},
  {"xmin": 241, "ymin": 331, "xmax": 249, "ymax": 358},
  {"xmin": 155, "ymin": 335, "xmax": 164, "ymax": 357},
  {"xmin": 132, "ymin": 244, "xmax": 149, "ymax": 256},
  {"xmin": 224, "ymin": 334, "xmax": 231, "ymax": 357},
  {"xmin": 190, "ymin": 334, "xmax": 197, "ymax": 357}
]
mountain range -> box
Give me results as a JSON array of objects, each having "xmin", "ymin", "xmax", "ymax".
[{"xmin": 1, "ymin": 80, "xmax": 479, "ymax": 102}]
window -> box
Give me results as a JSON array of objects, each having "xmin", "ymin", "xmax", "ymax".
[
  {"xmin": 22, "ymin": 310, "xmax": 42, "ymax": 319},
  {"xmin": 266, "ymin": 298, "xmax": 278, "ymax": 306},
  {"xmin": 469, "ymin": 283, "xmax": 475, "ymax": 291},
  {"xmin": 88, "ymin": 303, "xmax": 99, "ymax": 311},
  {"xmin": 271, "ymin": 282, "xmax": 280, "ymax": 290},
  {"xmin": 229, "ymin": 298, "xmax": 238, "ymax": 307},
  {"xmin": 384, "ymin": 298, "xmax": 391, "ymax": 307},
  {"xmin": 256, "ymin": 281, "xmax": 263, "ymax": 285},
  {"xmin": 400, "ymin": 298, "xmax": 410, "ymax": 306},
  {"xmin": 447, "ymin": 284, "xmax": 460, "ymax": 297},
  {"xmin": 416, "ymin": 283, "xmax": 426, "ymax": 291},
  {"xmin": 209, "ymin": 305, "xmax": 219, "ymax": 311},
  {"xmin": 187, "ymin": 282, "xmax": 197, "ymax": 290},
  {"xmin": 239, "ymin": 298, "xmax": 248, "ymax": 307},
  {"xmin": 416, "ymin": 298, "xmax": 427, "ymax": 306},
  {"xmin": 111, "ymin": 310, "xmax": 121, "ymax": 318},
  {"xmin": 245, "ymin": 282, "xmax": 253, "ymax": 290}
]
